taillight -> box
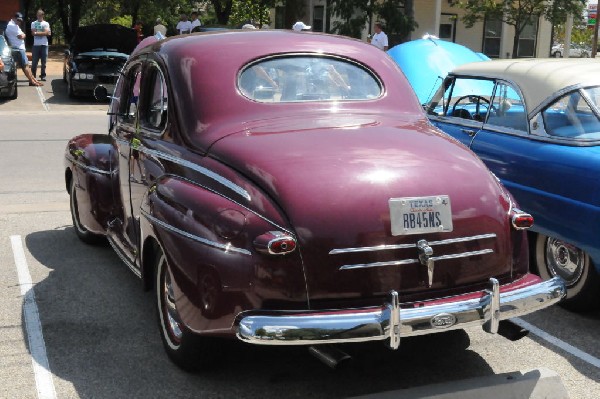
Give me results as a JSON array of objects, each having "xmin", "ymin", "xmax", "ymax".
[
  {"xmin": 253, "ymin": 231, "xmax": 297, "ymax": 255},
  {"xmin": 511, "ymin": 208, "xmax": 533, "ymax": 230}
]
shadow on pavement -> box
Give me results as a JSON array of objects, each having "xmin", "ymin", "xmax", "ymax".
[{"xmin": 24, "ymin": 226, "xmax": 497, "ymax": 398}]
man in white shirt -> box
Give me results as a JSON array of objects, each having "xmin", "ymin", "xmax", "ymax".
[
  {"xmin": 370, "ymin": 22, "xmax": 388, "ymax": 51},
  {"xmin": 154, "ymin": 18, "xmax": 167, "ymax": 37},
  {"xmin": 190, "ymin": 11, "xmax": 202, "ymax": 32},
  {"xmin": 176, "ymin": 14, "xmax": 192, "ymax": 35},
  {"xmin": 5, "ymin": 12, "xmax": 43, "ymax": 86},
  {"xmin": 31, "ymin": 9, "xmax": 51, "ymax": 81}
]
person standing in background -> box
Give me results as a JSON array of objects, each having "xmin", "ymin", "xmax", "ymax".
[
  {"xmin": 6, "ymin": 12, "xmax": 43, "ymax": 86},
  {"xmin": 133, "ymin": 21, "xmax": 144, "ymax": 43},
  {"xmin": 154, "ymin": 18, "xmax": 167, "ymax": 37},
  {"xmin": 370, "ymin": 22, "xmax": 388, "ymax": 51},
  {"xmin": 190, "ymin": 11, "xmax": 202, "ymax": 32},
  {"xmin": 176, "ymin": 13, "xmax": 192, "ymax": 35},
  {"xmin": 31, "ymin": 9, "xmax": 50, "ymax": 81}
]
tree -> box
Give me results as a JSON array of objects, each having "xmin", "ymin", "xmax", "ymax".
[
  {"xmin": 329, "ymin": 0, "xmax": 370, "ymax": 38},
  {"xmin": 229, "ymin": 0, "xmax": 275, "ymax": 27},
  {"xmin": 375, "ymin": 0, "xmax": 417, "ymax": 45},
  {"xmin": 455, "ymin": 0, "xmax": 586, "ymax": 59}
]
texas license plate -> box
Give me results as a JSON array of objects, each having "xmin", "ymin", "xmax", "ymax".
[{"xmin": 389, "ymin": 196, "xmax": 453, "ymax": 236}]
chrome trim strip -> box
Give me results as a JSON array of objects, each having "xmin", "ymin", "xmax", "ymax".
[
  {"xmin": 107, "ymin": 236, "xmax": 141, "ymax": 278},
  {"xmin": 141, "ymin": 209, "xmax": 252, "ymax": 256},
  {"xmin": 235, "ymin": 276, "xmax": 565, "ymax": 347},
  {"xmin": 430, "ymin": 249, "xmax": 494, "ymax": 262},
  {"xmin": 339, "ymin": 258, "xmax": 418, "ymax": 270},
  {"xmin": 114, "ymin": 138, "xmax": 251, "ymax": 201},
  {"xmin": 330, "ymin": 233, "xmax": 496, "ymax": 255},
  {"xmin": 338, "ymin": 248, "xmax": 493, "ymax": 271},
  {"xmin": 65, "ymin": 155, "xmax": 116, "ymax": 176},
  {"xmin": 162, "ymin": 174, "xmax": 294, "ymax": 236}
]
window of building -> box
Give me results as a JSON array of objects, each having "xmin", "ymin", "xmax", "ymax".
[
  {"xmin": 439, "ymin": 14, "xmax": 456, "ymax": 42},
  {"xmin": 483, "ymin": 17, "xmax": 502, "ymax": 58},
  {"xmin": 313, "ymin": 6, "xmax": 325, "ymax": 32},
  {"xmin": 275, "ymin": 6, "xmax": 285, "ymax": 29},
  {"xmin": 517, "ymin": 18, "xmax": 538, "ymax": 58}
]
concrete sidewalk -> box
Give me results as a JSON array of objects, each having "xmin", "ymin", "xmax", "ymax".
[{"xmin": 350, "ymin": 368, "xmax": 568, "ymax": 399}]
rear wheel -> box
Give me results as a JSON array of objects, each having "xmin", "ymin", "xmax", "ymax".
[
  {"xmin": 155, "ymin": 248, "xmax": 219, "ymax": 371},
  {"xmin": 535, "ymin": 234, "xmax": 600, "ymax": 311},
  {"xmin": 69, "ymin": 178, "xmax": 105, "ymax": 245},
  {"xmin": 9, "ymin": 82, "xmax": 17, "ymax": 100}
]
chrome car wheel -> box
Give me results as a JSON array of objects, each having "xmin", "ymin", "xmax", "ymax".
[
  {"xmin": 157, "ymin": 254, "xmax": 183, "ymax": 347},
  {"xmin": 545, "ymin": 237, "xmax": 584, "ymax": 286},
  {"xmin": 69, "ymin": 179, "xmax": 104, "ymax": 245},
  {"xmin": 154, "ymin": 248, "xmax": 218, "ymax": 370},
  {"xmin": 535, "ymin": 234, "xmax": 600, "ymax": 311}
]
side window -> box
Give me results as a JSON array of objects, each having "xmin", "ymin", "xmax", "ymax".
[
  {"xmin": 141, "ymin": 66, "xmax": 168, "ymax": 132},
  {"xmin": 486, "ymin": 82, "xmax": 528, "ymax": 132},
  {"xmin": 441, "ymin": 78, "xmax": 495, "ymax": 121},
  {"xmin": 542, "ymin": 90, "xmax": 600, "ymax": 139},
  {"xmin": 119, "ymin": 65, "xmax": 142, "ymax": 123}
]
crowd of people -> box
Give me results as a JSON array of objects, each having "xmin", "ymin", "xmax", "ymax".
[{"xmin": 0, "ymin": 8, "xmax": 388, "ymax": 91}]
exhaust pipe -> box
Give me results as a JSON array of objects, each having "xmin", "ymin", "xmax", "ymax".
[
  {"xmin": 498, "ymin": 320, "xmax": 529, "ymax": 341},
  {"xmin": 308, "ymin": 345, "xmax": 352, "ymax": 369}
]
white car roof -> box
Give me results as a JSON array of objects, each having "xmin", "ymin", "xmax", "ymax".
[{"xmin": 451, "ymin": 59, "xmax": 600, "ymax": 112}]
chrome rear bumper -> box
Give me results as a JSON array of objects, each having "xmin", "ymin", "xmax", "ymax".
[{"xmin": 235, "ymin": 275, "xmax": 565, "ymax": 348}]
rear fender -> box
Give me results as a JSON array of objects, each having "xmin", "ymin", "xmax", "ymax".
[
  {"xmin": 141, "ymin": 175, "xmax": 308, "ymax": 334},
  {"xmin": 64, "ymin": 134, "xmax": 122, "ymax": 234}
]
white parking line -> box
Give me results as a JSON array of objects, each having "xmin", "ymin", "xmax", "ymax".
[
  {"xmin": 35, "ymin": 86, "xmax": 50, "ymax": 112},
  {"xmin": 10, "ymin": 235, "xmax": 57, "ymax": 399},
  {"xmin": 513, "ymin": 317, "xmax": 600, "ymax": 369}
]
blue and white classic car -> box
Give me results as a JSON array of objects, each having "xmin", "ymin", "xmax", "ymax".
[{"xmin": 391, "ymin": 38, "xmax": 600, "ymax": 311}]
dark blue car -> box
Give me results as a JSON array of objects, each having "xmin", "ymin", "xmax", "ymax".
[{"xmin": 391, "ymin": 39, "xmax": 600, "ymax": 311}]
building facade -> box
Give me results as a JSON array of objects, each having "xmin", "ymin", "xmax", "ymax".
[{"xmin": 273, "ymin": 0, "xmax": 554, "ymax": 58}]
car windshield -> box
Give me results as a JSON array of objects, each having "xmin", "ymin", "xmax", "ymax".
[
  {"xmin": 238, "ymin": 56, "xmax": 382, "ymax": 102},
  {"xmin": 0, "ymin": 36, "xmax": 9, "ymax": 57},
  {"xmin": 542, "ymin": 86, "xmax": 600, "ymax": 140}
]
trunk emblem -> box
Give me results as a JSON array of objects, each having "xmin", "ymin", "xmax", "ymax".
[
  {"xmin": 430, "ymin": 313, "xmax": 457, "ymax": 329},
  {"xmin": 417, "ymin": 239, "xmax": 435, "ymax": 287}
]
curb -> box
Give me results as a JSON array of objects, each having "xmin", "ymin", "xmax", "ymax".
[{"xmin": 349, "ymin": 368, "xmax": 568, "ymax": 399}]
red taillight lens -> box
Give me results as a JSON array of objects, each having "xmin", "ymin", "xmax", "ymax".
[
  {"xmin": 511, "ymin": 209, "xmax": 534, "ymax": 230},
  {"xmin": 253, "ymin": 231, "xmax": 297, "ymax": 255}
]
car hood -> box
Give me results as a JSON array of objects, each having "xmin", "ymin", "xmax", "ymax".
[
  {"xmin": 209, "ymin": 114, "xmax": 514, "ymax": 303},
  {"xmin": 388, "ymin": 37, "xmax": 490, "ymax": 105},
  {"xmin": 70, "ymin": 24, "xmax": 137, "ymax": 55}
]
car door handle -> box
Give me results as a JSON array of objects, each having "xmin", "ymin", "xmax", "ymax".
[{"xmin": 461, "ymin": 129, "xmax": 476, "ymax": 137}]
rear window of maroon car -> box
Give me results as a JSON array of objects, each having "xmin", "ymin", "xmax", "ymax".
[{"xmin": 238, "ymin": 55, "xmax": 382, "ymax": 102}]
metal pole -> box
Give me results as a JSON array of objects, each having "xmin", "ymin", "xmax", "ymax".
[{"xmin": 593, "ymin": 9, "xmax": 600, "ymax": 58}]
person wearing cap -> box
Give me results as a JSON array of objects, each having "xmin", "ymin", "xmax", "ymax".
[
  {"xmin": 242, "ymin": 23, "xmax": 256, "ymax": 30},
  {"xmin": 370, "ymin": 22, "xmax": 388, "ymax": 51},
  {"xmin": 292, "ymin": 21, "xmax": 311, "ymax": 32},
  {"xmin": 30, "ymin": 9, "xmax": 51, "ymax": 81},
  {"xmin": 154, "ymin": 18, "xmax": 167, "ymax": 37},
  {"xmin": 5, "ymin": 12, "xmax": 43, "ymax": 86}
]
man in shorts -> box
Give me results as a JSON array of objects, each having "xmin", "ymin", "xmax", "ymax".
[{"xmin": 5, "ymin": 12, "xmax": 43, "ymax": 86}]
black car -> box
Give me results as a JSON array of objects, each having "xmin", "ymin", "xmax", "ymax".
[
  {"xmin": 0, "ymin": 34, "xmax": 17, "ymax": 100},
  {"xmin": 63, "ymin": 24, "xmax": 137, "ymax": 99}
]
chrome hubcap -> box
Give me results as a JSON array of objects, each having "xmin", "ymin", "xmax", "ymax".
[
  {"xmin": 161, "ymin": 260, "xmax": 183, "ymax": 342},
  {"xmin": 546, "ymin": 237, "xmax": 584, "ymax": 286},
  {"xmin": 70, "ymin": 184, "xmax": 86, "ymax": 234}
]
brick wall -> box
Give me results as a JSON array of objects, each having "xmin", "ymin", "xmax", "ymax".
[{"xmin": 0, "ymin": 0, "xmax": 20, "ymax": 21}]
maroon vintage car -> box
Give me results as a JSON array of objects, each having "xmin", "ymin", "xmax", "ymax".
[{"xmin": 64, "ymin": 30, "xmax": 565, "ymax": 370}]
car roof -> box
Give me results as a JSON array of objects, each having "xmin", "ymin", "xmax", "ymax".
[{"xmin": 451, "ymin": 59, "xmax": 600, "ymax": 112}]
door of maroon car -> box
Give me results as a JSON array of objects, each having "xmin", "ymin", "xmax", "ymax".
[{"xmin": 110, "ymin": 60, "xmax": 144, "ymax": 267}]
